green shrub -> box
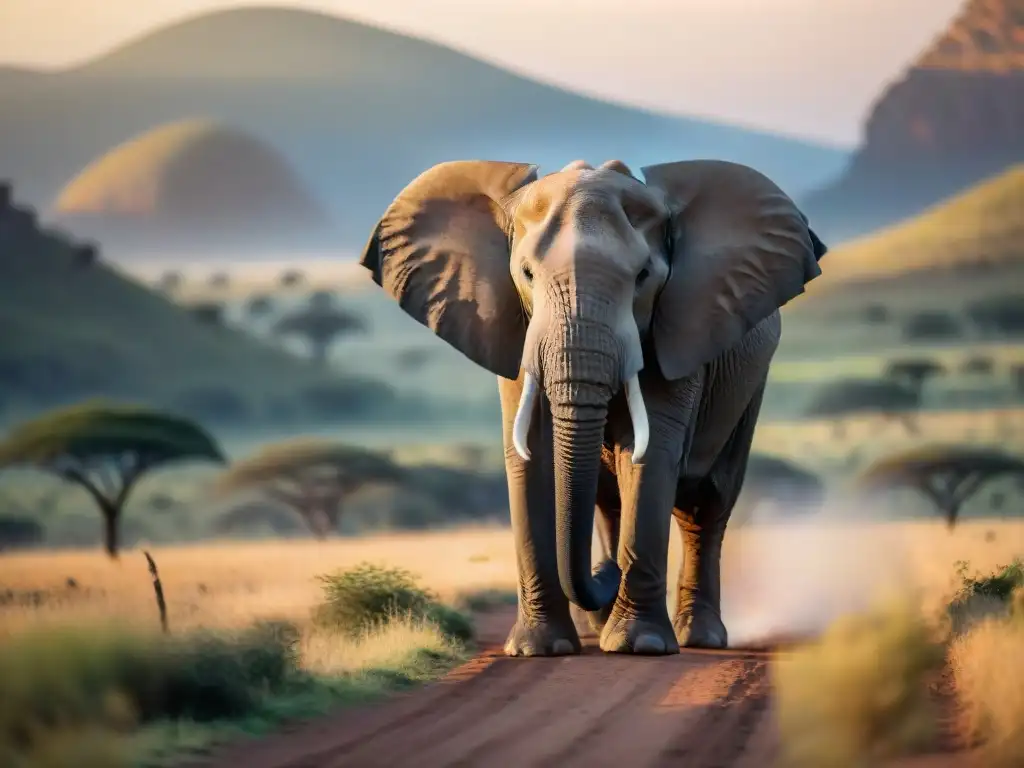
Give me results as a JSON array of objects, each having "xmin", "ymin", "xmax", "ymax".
[
  {"xmin": 0, "ymin": 620, "xmax": 302, "ymax": 759},
  {"xmin": 312, "ymin": 563, "xmax": 473, "ymax": 642},
  {"xmin": 424, "ymin": 604, "xmax": 474, "ymax": 643},
  {"xmin": 947, "ymin": 559, "xmax": 1024, "ymax": 634},
  {"xmin": 953, "ymin": 558, "xmax": 1024, "ymax": 602}
]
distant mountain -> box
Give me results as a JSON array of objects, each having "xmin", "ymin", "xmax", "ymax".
[
  {"xmin": 798, "ymin": 164, "xmax": 1024, "ymax": 298},
  {"xmin": 0, "ymin": 7, "xmax": 847, "ymax": 256},
  {"xmin": 803, "ymin": 0, "xmax": 1024, "ymax": 242},
  {"xmin": 50, "ymin": 119, "xmax": 335, "ymax": 258}
]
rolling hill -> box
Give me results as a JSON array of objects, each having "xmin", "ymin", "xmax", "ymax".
[
  {"xmin": 0, "ymin": 185, "xmax": 405, "ymax": 428},
  {"xmin": 777, "ymin": 164, "xmax": 1024, "ymax": 358},
  {"xmin": 803, "ymin": 0, "xmax": 1024, "ymax": 242},
  {"xmin": 801, "ymin": 164, "xmax": 1024, "ymax": 293},
  {"xmin": 50, "ymin": 119, "xmax": 335, "ymax": 258},
  {"xmin": 0, "ymin": 6, "xmax": 847, "ymax": 255}
]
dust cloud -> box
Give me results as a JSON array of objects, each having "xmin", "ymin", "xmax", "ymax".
[{"xmin": 719, "ymin": 497, "xmax": 915, "ymax": 648}]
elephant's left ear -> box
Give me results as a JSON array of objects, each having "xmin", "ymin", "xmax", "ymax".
[{"xmin": 641, "ymin": 160, "xmax": 825, "ymax": 381}]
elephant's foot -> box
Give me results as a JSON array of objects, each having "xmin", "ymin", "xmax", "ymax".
[
  {"xmin": 674, "ymin": 603, "xmax": 728, "ymax": 649},
  {"xmin": 504, "ymin": 615, "xmax": 582, "ymax": 657},
  {"xmin": 599, "ymin": 603, "xmax": 679, "ymax": 655}
]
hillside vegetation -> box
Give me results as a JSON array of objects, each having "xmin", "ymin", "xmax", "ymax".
[
  {"xmin": 0, "ymin": 190, "xmax": 384, "ymax": 425},
  {"xmin": 806, "ymin": 164, "xmax": 1024, "ymax": 290}
]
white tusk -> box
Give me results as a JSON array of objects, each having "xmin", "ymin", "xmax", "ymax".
[
  {"xmin": 512, "ymin": 372, "xmax": 540, "ymax": 461},
  {"xmin": 625, "ymin": 374, "xmax": 649, "ymax": 464}
]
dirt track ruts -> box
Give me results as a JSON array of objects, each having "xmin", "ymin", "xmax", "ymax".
[{"xmin": 188, "ymin": 608, "xmax": 977, "ymax": 768}]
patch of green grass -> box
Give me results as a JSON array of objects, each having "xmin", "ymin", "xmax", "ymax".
[{"xmin": 312, "ymin": 563, "xmax": 474, "ymax": 643}]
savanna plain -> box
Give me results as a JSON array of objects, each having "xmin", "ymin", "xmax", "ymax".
[{"xmin": 4, "ymin": 161, "xmax": 1024, "ymax": 766}]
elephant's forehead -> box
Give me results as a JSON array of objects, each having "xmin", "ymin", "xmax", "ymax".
[
  {"xmin": 522, "ymin": 169, "xmax": 664, "ymax": 222},
  {"xmin": 532, "ymin": 167, "xmax": 648, "ymax": 198}
]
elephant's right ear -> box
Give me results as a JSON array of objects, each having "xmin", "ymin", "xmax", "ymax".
[{"xmin": 360, "ymin": 160, "xmax": 539, "ymax": 380}]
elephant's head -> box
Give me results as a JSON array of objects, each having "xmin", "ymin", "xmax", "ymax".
[{"xmin": 361, "ymin": 158, "xmax": 827, "ymax": 611}]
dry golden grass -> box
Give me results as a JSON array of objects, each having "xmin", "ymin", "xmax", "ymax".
[
  {"xmin": 0, "ymin": 526, "xmax": 517, "ymax": 638},
  {"xmin": 951, "ymin": 614, "xmax": 1024, "ymax": 767},
  {"xmin": 302, "ymin": 617, "xmax": 459, "ymax": 677},
  {"xmin": 3, "ymin": 520, "xmax": 1021, "ymax": 643},
  {"xmin": 775, "ymin": 598, "xmax": 947, "ymax": 768}
]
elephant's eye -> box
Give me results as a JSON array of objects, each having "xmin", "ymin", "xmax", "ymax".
[
  {"xmin": 636, "ymin": 266, "xmax": 650, "ymax": 286},
  {"xmin": 521, "ymin": 263, "xmax": 534, "ymax": 284}
]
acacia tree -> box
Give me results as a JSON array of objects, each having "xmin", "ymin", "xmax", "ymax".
[
  {"xmin": 214, "ymin": 440, "xmax": 407, "ymax": 538},
  {"xmin": 0, "ymin": 404, "xmax": 226, "ymax": 557},
  {"xmin": 883, "ymin": 358, "xmax": 946, "ymax": 402},
  {"xmin": 245, "ymin": 294, "xmax": 274, "ymax": 318},
  {"xmin": 805, "ymin": 378, "xmax": 921, "ymax": 439},
  {"xmin": 855, "ymin": 445, "xmax": 1024, "ymax": 529},
  {"xmin": 272, "ymin": 305, "xmax": 367, "ymax": 364}
]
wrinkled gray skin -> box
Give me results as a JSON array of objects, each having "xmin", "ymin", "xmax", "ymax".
[{"xmin": 361, "ymin": 158, "xmax": 827, "ymax": 656}]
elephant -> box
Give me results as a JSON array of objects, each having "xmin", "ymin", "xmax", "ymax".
[{"xmin": 359, "ymin": 157, "xmax": 827, "ymax": 656}]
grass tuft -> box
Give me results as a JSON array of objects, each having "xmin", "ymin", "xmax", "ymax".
[
  {"xmin": 775, "ymin": 598, "xmax": 947, "ymax": 767},
  {"xmin": 951, "ymin": 617, "xmax": 1024, "ymax": 768}
]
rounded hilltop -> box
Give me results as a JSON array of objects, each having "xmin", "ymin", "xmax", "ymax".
[{"xmin": 51, "ymin": 118, "xmax": 333, "ymax": 254}]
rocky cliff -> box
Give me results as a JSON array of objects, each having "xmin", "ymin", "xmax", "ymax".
[{"xmin": 803, "ymin": 0, "xmax": 1024, "ymax": 242}]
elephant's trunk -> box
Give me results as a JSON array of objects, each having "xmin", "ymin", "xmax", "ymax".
[
  {"xmin": 549, "ymin": 393, "xmax": 621, "ymax": 611},
  {"xmin": 540, "ymin": 318, "xmax": 628, "ymax": 612}
]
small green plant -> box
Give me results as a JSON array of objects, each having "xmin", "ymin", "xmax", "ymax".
[
  {"xmin": 423, "ymin": 604, "xmax": 474, "ymax": 643},
  {"xmin": 947, "ymin": 559, "xmax": 1024, "ymax": 635},
  {"xmin": 312, "ymin": 563, "xmax": 472, "ymax": 642},
  {"xmin": 953, "ymin": 558, "xmax": 1024, "ymax": 602}
]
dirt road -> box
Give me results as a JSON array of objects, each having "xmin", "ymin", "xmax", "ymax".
[{"xmin": 191, "ymin": 608, "xmax": 975, "ymax": 768}]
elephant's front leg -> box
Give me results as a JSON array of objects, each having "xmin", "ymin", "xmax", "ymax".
[
  {"xmin": 498, "ymin": 374, "xmax": 580, "ymax": 657},
  {"xmin": 600, "ymin": 380, "xmax": 699, "ymax": 655}
]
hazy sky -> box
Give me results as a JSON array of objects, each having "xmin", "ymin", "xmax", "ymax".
[{"xmin": 0, "ymin": 0, "xmax": 966, "ymax": 145}]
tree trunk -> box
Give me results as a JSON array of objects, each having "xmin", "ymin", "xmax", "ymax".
[
  {"xmin": 103, "ymin": 507, "xmax": 119, "ymax": 559},
  {"xmin": 310, "ymin": 340, "xmax": 328, "ymax": 365},
  {"xmin": 305, "ymin": 507, "xmax": 334, "ymax": 539}
]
